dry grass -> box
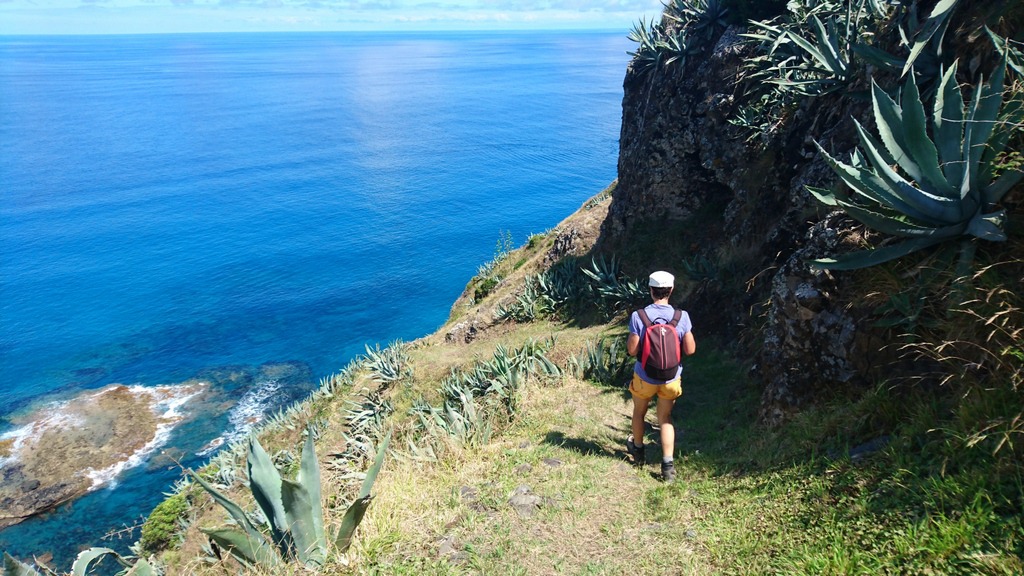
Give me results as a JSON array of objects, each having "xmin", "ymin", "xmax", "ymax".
[
  {"xmin": 150, "ymin": 180, "xmax": 1024, "ymax": 576},
  {"xmin": 157, "ymin": 188, "xmax": 630, "ymax": 575},
  {"xmin": 356, "ymin": 375, "xmax": 710, "ymax": 576}
]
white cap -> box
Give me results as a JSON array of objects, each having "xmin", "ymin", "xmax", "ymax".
[{"xmin": 648, "ymin": 271, "xmax": 674, "ymax": 288}]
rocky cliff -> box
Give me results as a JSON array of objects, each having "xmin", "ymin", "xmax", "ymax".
[{"xmin": 601, "ymin": 4, "xmax": 1022, "ymax": 425}]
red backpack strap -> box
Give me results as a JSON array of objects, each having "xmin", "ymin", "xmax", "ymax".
[
  {"xmin": 637, "ymin": 308, "xmax": 653, "ymax": 327},
  {"xmin": 669, "ymin": 309, "xmax": 682, "ymax": 327}
]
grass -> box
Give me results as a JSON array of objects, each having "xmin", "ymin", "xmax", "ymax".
[
  {"xmin": 130, "ymin": 188, "xmax": 1022, "ymax": 576},
  {"xmin": 356, "ymin": 373, "xmax": 705, "ymax": 575}
]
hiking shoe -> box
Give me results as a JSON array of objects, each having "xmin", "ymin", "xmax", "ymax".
[
  {"xmin": 661, "ymin": 461, "xmax": 676, "ymax": 482},
  {"xmin": 626, "ymin": 437, "xmax": 645, "ymax": 467}
]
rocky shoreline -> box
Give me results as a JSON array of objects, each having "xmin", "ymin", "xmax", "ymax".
[{"xmin": 0, "ymin": 382, "xmax": 205, "ymax": 529}]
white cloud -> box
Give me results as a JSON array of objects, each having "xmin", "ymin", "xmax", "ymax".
[{"xmin": 0, "ymin": 0, "xmax": 664, "ymax": 33}]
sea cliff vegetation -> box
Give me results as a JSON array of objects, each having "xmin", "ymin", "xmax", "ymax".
[{"xmin": 4, "ymin": 0, "xmax": 1022, "ymax": 574}]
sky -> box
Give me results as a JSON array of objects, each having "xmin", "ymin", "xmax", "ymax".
[{"xmin": 0, "ymin": 0, "xmax": 666, "ymax": 34}]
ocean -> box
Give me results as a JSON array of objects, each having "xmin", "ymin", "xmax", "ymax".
[{"xmin": 0, "ymin": 31, "xmax": 628, "ymax": 566}]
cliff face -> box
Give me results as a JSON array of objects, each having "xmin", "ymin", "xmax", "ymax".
[{"xmin": 603, "ymin": 24, "xmax": 893, "ymax": 424}]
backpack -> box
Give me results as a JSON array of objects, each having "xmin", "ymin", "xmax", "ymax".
[{"xmin": 637, "ymin": 308, "xmax": 683, "ymax": 381}]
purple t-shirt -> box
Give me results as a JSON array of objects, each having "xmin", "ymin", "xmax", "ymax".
[{"xmin": 630, "ymin": 303, "xmax": 692, "ymax": 384}]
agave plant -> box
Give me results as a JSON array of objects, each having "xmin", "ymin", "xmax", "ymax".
[
  {"xmin": 536, "ymin": 257, "xmax": 588, "ymax": 311},
  {"xmin": 681, "ymin": 253, "xmax": 718, "ymax": 281},
  {"xmin": 3, "ymin": 549, "xmax": 154, "ymax": 576},
  {"xmin": 412, "ymin": 386, "xmax": 492, "ymax": 444},
  {"xmin": 809, "ymin": 51, "xmax": 1023, "ymax": 270},
  {"xmin": 338, "ymin": 393, "xmax": 392, "ymax": 464},
  {"xmin": 363, "ymin": 340, "xmax": 412, "ymax": 385},
  {"xmin": 627, "ymin": 17, "xmax": 688, "ymax": 74},
  {"xmin": 741, "ymin": 0, "xmax": 877, "ymax": 97},
  {"xmin": 853, "ymin": 0, "xmax": 960, "ymax": 99},
  {"xmin": 494, "ymin": 277, "xmax": 548, "ymax": 323},
  {"xmin": 317, "ymin": 359, "xmax": 358, "ymax": 395},
  {"xmin": 191, "ymin": 426, "xmax": 390, "ymax": 568},
  {"xmin": 510, "ymin": 337, "xmax": 562, "ymax": 377},
  {"xmin": 578, "ymin": 338, "xmax": 633, "ymax": 387},
  {"xmin": 664, "ymin": 0, "xmax": 729, "ymax": 43},
  {"xmin": 581, "ymin": 255, "xmax": 648, "ymax": 315}
]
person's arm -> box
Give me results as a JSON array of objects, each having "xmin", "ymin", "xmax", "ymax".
[
  {"xmin": 682, "ymin": 331, "xmax": 696, "ymax": 356},
  {"xmin": 627, "ymin": 333, "xmax": 641, "ymax": 357},
  {"xmin": 627, "ymin": 311, "xmax": 643, "ymax": 357},
  {"xmin": 677, "ymin": 311, "xmax": 696, "ymax": 356}
]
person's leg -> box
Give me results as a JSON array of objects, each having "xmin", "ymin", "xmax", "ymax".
[
  {"xmin": 655, "ymin": 397, "xmax": 675, "ymax": 461},
  {"xmin": 631, "ymin": 394, "xmax": 649, "ymax": 450},
  {"xmin": 627, "ymin": 375, "xmax": 654, "ymax": 466},
  {"xmin": 656, "ymin": 395, "xmax": 678, "ymax": 481}
]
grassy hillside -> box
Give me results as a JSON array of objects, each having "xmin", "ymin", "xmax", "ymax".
[
  {"xmin": 9, "ymin": 1, "xmax": 1022, "ymax": 571},
  {"xmin": 124, "ymin": 188, "xmax": 1022, "ymax": 575}
]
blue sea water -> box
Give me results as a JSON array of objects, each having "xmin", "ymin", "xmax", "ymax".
[{"xmin": 0, "ymin": 31, "xmax": 628, "ymax": 565}]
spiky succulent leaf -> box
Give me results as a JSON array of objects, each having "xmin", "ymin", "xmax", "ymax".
[
  {"xmin": 806, "ymin": 186, "xmax": 838, "ymax": 206},
  {"xmin": 985, "ymin": 27, "xmax": 1024, "ymax": 76},
  {"xmin": 812, "ymin": 236, "xmax": 947, "ymax": 270},
  {"xmin": 833, "ymin": 197, "xmax": 962, "ymax": 238},
  {"xmin": 967, "ymin": 49, "xmax": 1007, "ymax": 189},
  {"xmin": 296, "ymin": 428, "xmax": 326, "ymax": 563},
  {"xmin": 201, "ymin": 527, "xmax": 280, "ymax": 568},
  {"xmin": 280, "ymin": 477, "xmax": 322, "ymax": 565},
  {"xmin": 811, "ymin": 15, "xmax": 845, "ymax": 75},
  {"xmin": 3, "ymin": 553, "xmax": 40, "ymax": 576},
  {"xmin": 189, "ymin": 470, "xmax": 268, "ymax": 553},
  {"xmin": 334, "ymin": 496, "xmax": 373, "ymax": 554},
  {"xmin": 901, "ymin": 0, "xmax": 959, "ymax": 78},
  {"xmin": 245, "ymin": 436, "xmax": 292, "ymax": 557},
  {"xmin": 870, "ymin": 80, "xmax": 914, "ymax": 176},
  {"xmin": 124, "ymin": 558, "xmax": 156, "ymax": 576},
  {"xmin": 852, "ymin": 42, "xmax": 903, "ymax": 72},
  {"xmin": 71, "ymin": 548, "xmax": 133, "ymax": 576},
  {"xmin": 966, "ymin": 210, "xmax": 1007, "ymax": 241},
  {"xmin": 900, "ymin": 71, "xmax": 954, "ymax": 197},
  {"xmin": 934, "ymin": 62, "xmax": 965, "ymax": 187},
  {"xmin": 852, "ymin": 121, "xmax": 960, "ymax": 223},
  {"xmin": 359, "ymin": 432, "xmax": 392, "ymax": 498},
  {"xmin": 785, "ymin": 18, "xmax": 833, "ymax": 73},
  {"xmin": 984, "ymin": 169, "xmax": 1024, "ymax": 206},
  {"xmin": 815, "ymin": 139, "xmax": 937, "ymax": 222},
  {"xmin": 960, "ymin": 71, "xmax": 985, "ymax": 199}
]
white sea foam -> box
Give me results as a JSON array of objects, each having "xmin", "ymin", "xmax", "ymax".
[
  {"xmin": 0, "ymin": 383, "xmax": 205, "ymax": 488},
  {"xmin": 0, "ymin": 402, "xmax": 85, "ymax": 468},
  {"xmin": 82, "ymin": 383, "xmax": 206, "ymax": 490},
  {"xmin": 196, "ymin": 378, "xmax": 281, "ymax": 457}
]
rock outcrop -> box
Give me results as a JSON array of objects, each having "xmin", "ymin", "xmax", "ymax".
[
  {"xmin": 0, "ymin": 383, "xmax": 205, "ymax": 529},
  {"xmin": 605, "ymin": 22, "xmax": 878, "ymax": 422}
]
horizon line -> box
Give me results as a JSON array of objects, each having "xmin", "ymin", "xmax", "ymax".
[{"xmin": 0, "ymin": 27, "xmax": 629, "ymax": 37}]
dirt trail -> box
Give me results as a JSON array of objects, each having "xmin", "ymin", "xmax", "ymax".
[{"xmin": 363, "ymin": 375, "xmax": 712, "ymax": 575}]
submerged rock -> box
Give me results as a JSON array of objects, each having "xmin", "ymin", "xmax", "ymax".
[{"xmin": 0, "ymin": 382, "xmax": 205, "ymax": 529}]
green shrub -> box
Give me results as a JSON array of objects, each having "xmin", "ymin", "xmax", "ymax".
[
  {"xmin": 474, "ymin": 276, "xmax": 499, "ymax": 301},
  {"xmin": 526, "ymin": 232, "xmax": 546, "ymax": 249},
  {"xmin": 139, "ymin": 491, "xmax": 190, "ymax": 553}
]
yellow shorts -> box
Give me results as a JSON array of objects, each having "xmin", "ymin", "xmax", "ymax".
[{"xmin": 629, "ymin": 373, "xmax": 682, "ymax": 401}]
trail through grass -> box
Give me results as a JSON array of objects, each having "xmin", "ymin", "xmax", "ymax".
[
  {"xmin": 354, "ymin": 340, "xmax": 1023, "ymax": 575},
  {"xmin": 357, "ymin": 373, "xmax": 709, "ymax": 575}
]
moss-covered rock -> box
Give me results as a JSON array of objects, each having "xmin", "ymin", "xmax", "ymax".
[{"xmin": 139, "ymin": 490, "xmax": 190, "ymax": 553}]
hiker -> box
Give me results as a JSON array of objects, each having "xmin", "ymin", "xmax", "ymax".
[{"xmin": 625, "ymin": 270, "xmax": 696, "ymax": 481}]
